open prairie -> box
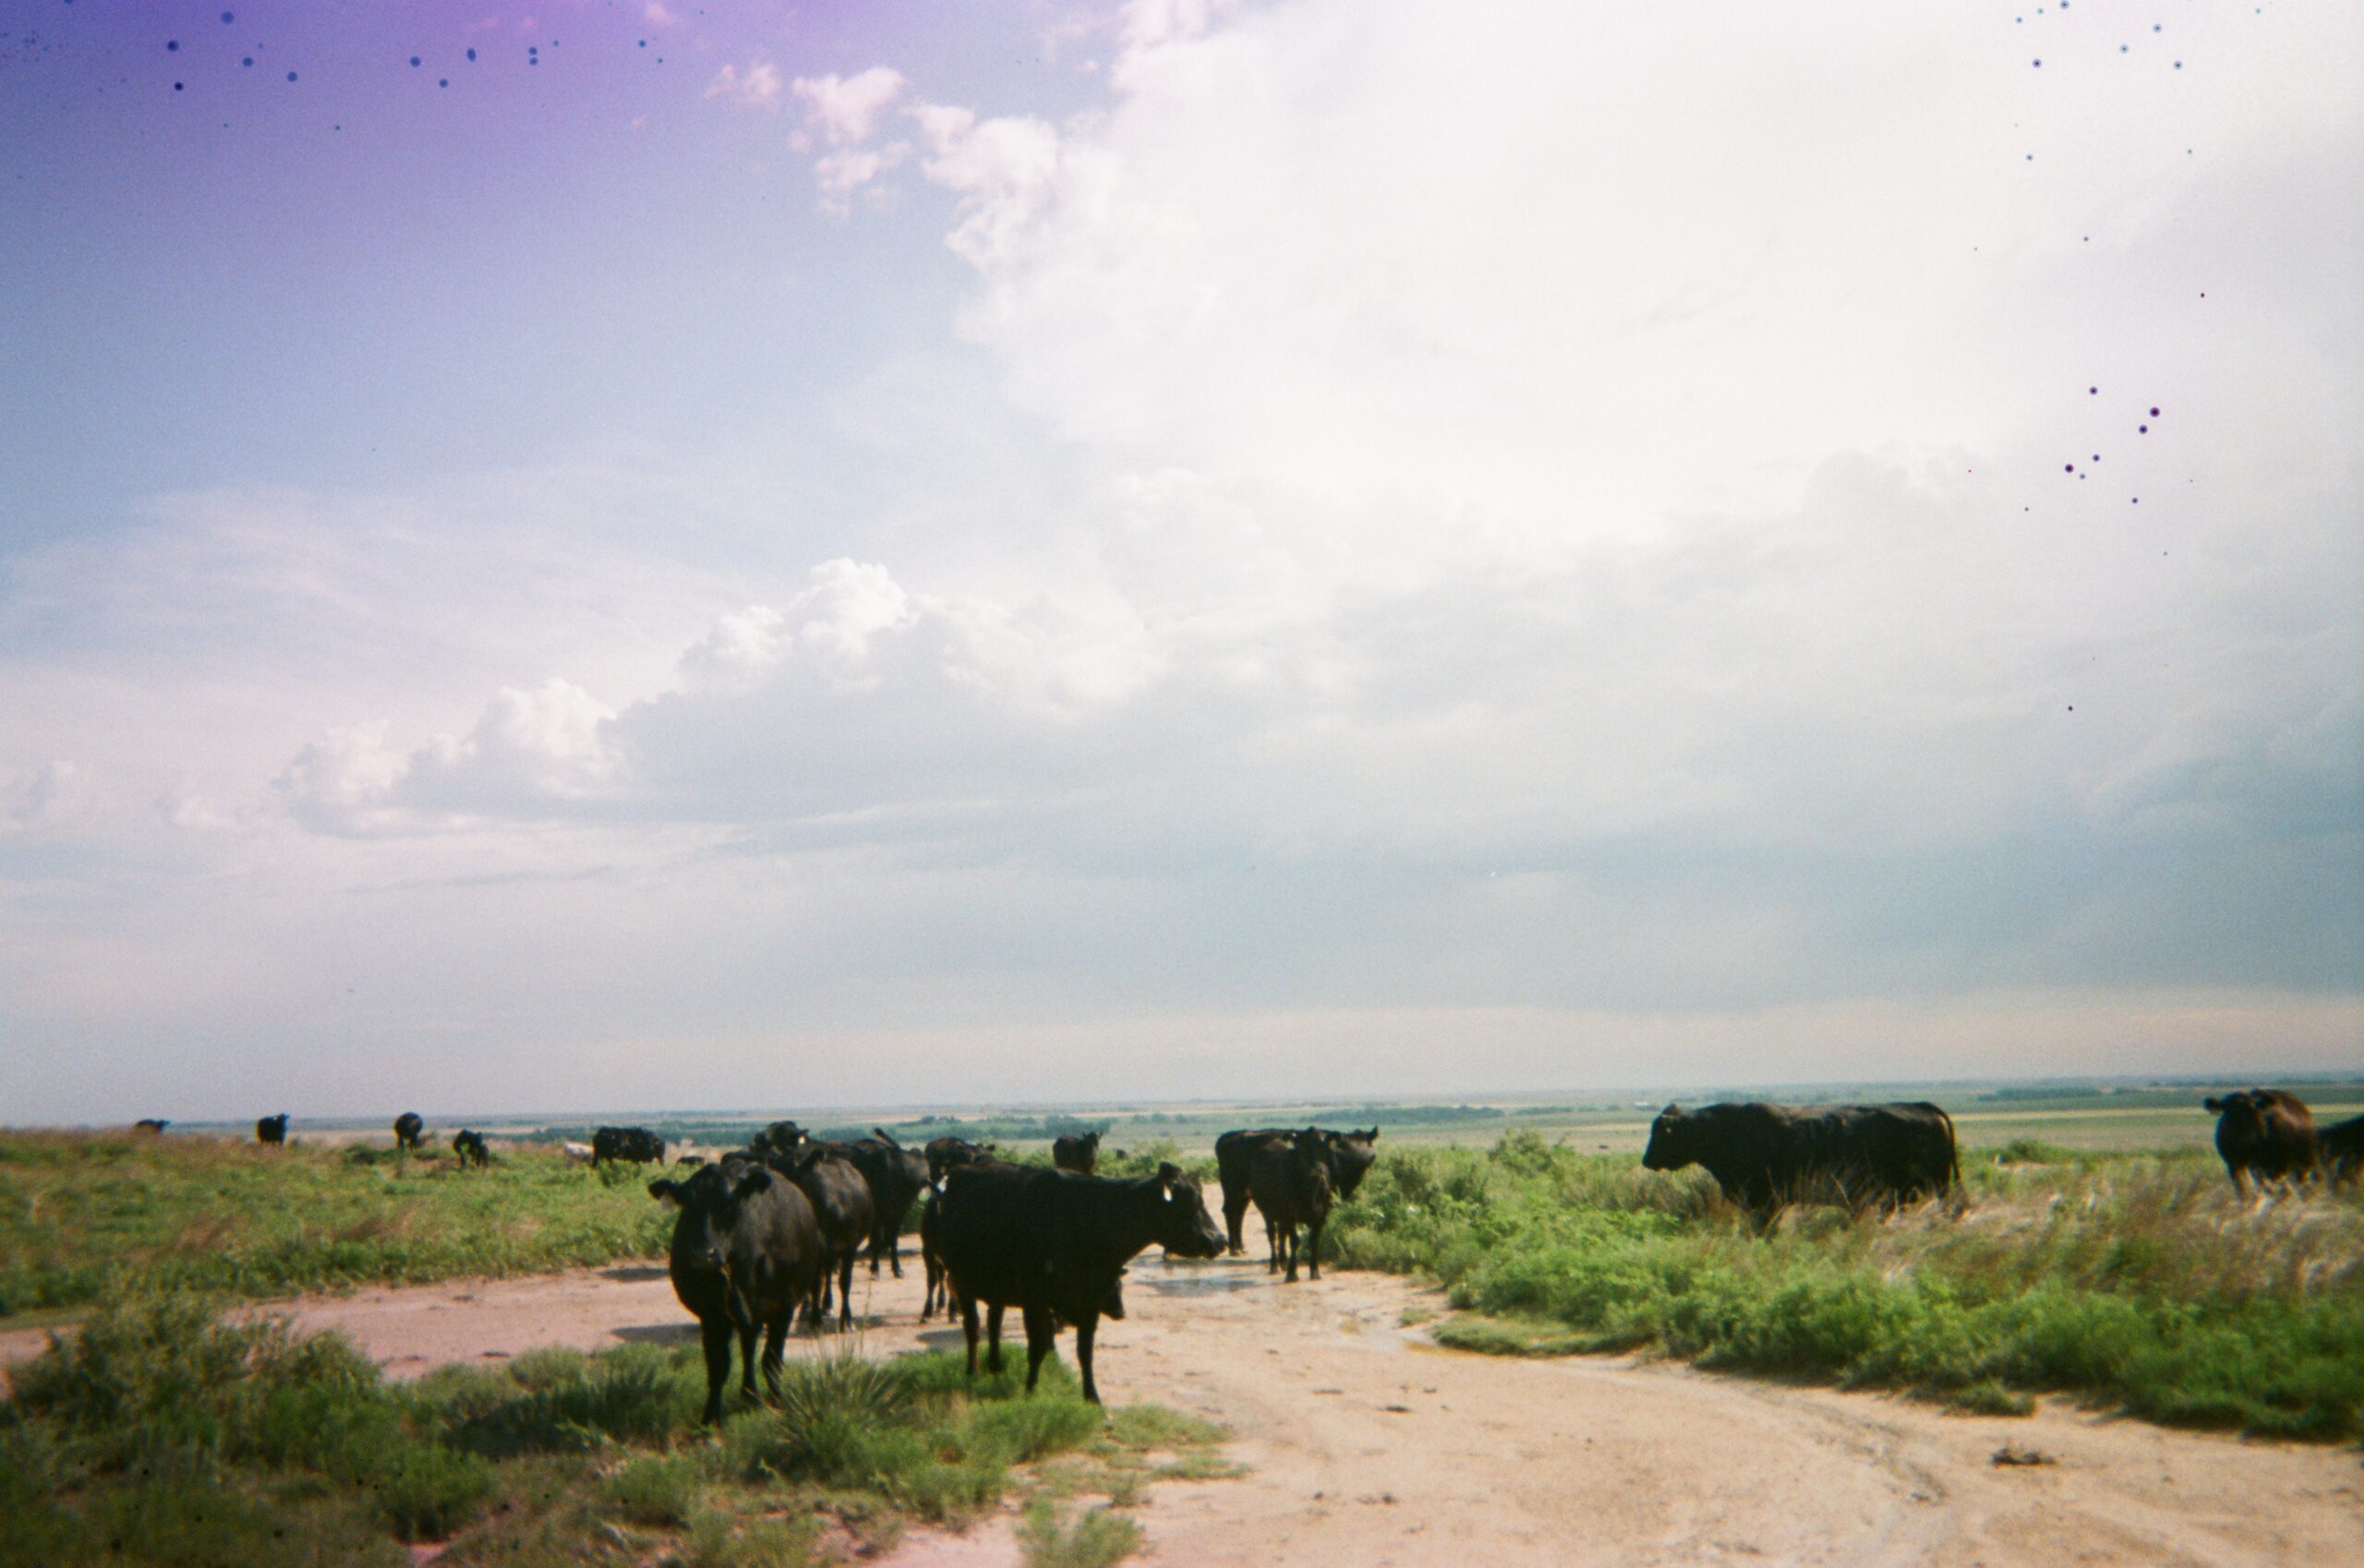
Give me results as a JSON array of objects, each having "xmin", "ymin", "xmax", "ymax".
[{"xmin": 6, "ymin": 1088, "xmax": 2362, "ymax": 1564}]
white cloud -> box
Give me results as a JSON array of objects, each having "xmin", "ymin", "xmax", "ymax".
[
  {"xmin": 793, "ymin": 67, "xmax": 908, "ymax": 146},
  {"xmin": 4, "ymin": 1, "xmax": 2358, "ymax": 1118},
  {"xmin": 706, "ymin": 60, "xmax": 783, "ymax": 108}
]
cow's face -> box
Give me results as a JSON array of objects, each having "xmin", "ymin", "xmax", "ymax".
[
  {"xmin": 1149, "ymin": 1164, "xmax": 1229, "ymax": 1259},
  {"xmin": 2207, "ymin": 1092, "xmax": 2276, "ymax": 1140},
  {"xmin": 1327, "ymin": 1129, "xmax": 1381, "ymax": 1199},
  {"xmin": 656, "ymin": 1162, "xmax": 774, "ymax": 1274},
  {"xmin": 1641, "ymin": 1105, "xmax": 1695, "ymax": 1172}
]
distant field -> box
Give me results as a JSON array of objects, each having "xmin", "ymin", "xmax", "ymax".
[
  {"xmin": 0, "ymin": 1133, "xmax": 670, "ymax": 1319},
  {"xmin": 137, "ymin": 1077, "xmax": 2364, "ymax": 1165}
]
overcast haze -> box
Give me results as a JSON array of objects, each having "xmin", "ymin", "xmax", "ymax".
[{"xmin": 3, "ymin": 0, "xmax": 2359, "ymax": 1123}]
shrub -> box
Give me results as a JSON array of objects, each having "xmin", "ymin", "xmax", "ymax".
[
  {"xmin": 369, "ymin": 1438, "xmax": 498, "ymax": 1540},
  {"xmin": 600, "ymin": 1453, "xmax": 704, "ymax": 1527}
]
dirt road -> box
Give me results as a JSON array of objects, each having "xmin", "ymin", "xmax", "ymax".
[{"xmin": 7, "ymin": 1258, "xmax": 2358, "ymax": 1566}]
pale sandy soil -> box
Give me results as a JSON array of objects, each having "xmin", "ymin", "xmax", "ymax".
[{"xmin": 7, "ymin": 1258, "xmax": 2359, "ymax": 1567}]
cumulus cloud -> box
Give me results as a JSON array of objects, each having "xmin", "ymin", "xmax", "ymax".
[
  {"xmin": 706, "ymin": 60, "xmax": 782, "ymax": 108},
  {"xmin": 793, "ymin": 67, "xmax": 907, "ymax": 146},
  {"xmin": 789, "ymin": 67, "xmax": 911, "ymax": 209},
  {"xmin": 6, "ymin": 1, "xmax": 2357, "ymax": 1117},
  {"xmin": 276, "ymin": 680, "xmax": 619, "ymax": 835}
]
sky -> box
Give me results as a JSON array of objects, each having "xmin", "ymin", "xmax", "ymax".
[{"xmin": 1, "ymin": 0, "xmax": 2358, "ymax": 1123}]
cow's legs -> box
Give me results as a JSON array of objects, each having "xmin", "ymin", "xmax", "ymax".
[
  {"xmin": 697, "ymin": 1317, "xmax": 733, "ymax": 1424},
  {"xmin": 1021, "ymin": 1304, "xmax": 1055, "ymax": 1393},
  {"xmin": 959, "ymin": 1291, "xmax": 983, "ymax": 1379},
  {"xmin": 737, "ymin": 1321, "xmax": 760, "ymax": 1402},
  {"xmin": 761, "ymin": 1311, "xmax": 789, "ymax": 1401},
  {"xmin": 1305, "ymin": 1214, "xmax": 1323, "ymax": 1280},
  {"xmin": 1224, "ymin": 1184, "xmax": 1249, "ymax": 1255},
  {"xmin": 1074, "ymin": 1309, "xmax": 1102, "ymax": 1405},
  {"xmin": 985, "ymin": 1302, "xmax": 1007, "ymax": 1374},
  {"xmin": 836, "ymin": 1254, "xmax": 856, "ymax": 1330}
]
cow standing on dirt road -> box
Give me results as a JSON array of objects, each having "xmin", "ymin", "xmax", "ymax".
[
  {"xmin": 1216, "ymin": 1126, "xmax": 1380, "ymax": 1254},
  {"xmin": 936, "ymin": 1161, "xmax": 1225, "ymax": 1403},
  {"xmin": 1249, "ymin": 1128, "xmax": 1337, "ymax": 1282},
  {"xmin": 649, "ymin": 1158, "xmax": 826, "ymax": 1424}
]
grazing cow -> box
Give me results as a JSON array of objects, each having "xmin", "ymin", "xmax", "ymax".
[
  {"xmin": 256, "ymin": 1114, "xmax": 289, "ymax": 1146},
  {"xmin": 561, "ymin": 1140, "xmax": 595, "ymax": 1164},
  {"xmin": 2318, "ymin": 1114, "xmax": 2364, "ymax": 1190},
  {"xmin": 648, "ymin": 1159, "xmax": 826, "ymax": 1423},
  {"xmin": 592, "ymin": 1126, "xmax": 668, "ymax": 1167},
  {"xmin": 133, "ymin": 1119, "xmax": 168, "ymax": 1135},
  {"xmin": 452, "ymin": 1129, "xmax": 490, "ymax": 1169},
  {"xmin": 1052, "ymin": 1129, "xmax": 1102, "ymax": 1175},
  {"xmin": 1215, "ymin": 1126, "xmax": 1381, "ymax": 1254},
  {"xmin": 936, "ymin": 1161, "xmax": 1225, "ymax": 1403},
  {"xmin": 2203, "ymin": 1090, "xmax": 2318, "ymax": 1195},
  {"xmin": 924, "ymin": 1136, "xmax": 998, "ymax": 1187},
  {"xmin": 393, "ymin": 1112, "xmax": 425, "ymax": 1152},
  {"xmin": 747, "ymin": 1120, "xmax": 807, "ymax": 1162},
  {"xmin": 1642, "ymin": 1102, "xmax": 1960, "ymax": 1221},
  {"xmin": 1248, "ymin": 1128, "xmax": 1336, "ymax": 1282},
  {"xmin": 766, "ymin": 1144, "xmax": 875, "ymax": 1332}
]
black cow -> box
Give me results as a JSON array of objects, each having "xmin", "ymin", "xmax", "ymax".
[
  {"xmin": 803, "ymin": 1129, "xmax": 927, "ymax": 1278},
  {"xmin": 1052, "ymin": 1129, "xmax": 1102, "ymax": 1175},
  {"xmin": 766, "ymin": 1144, "xmax": 874, "ymax": 1331},
  {"xmin": 1248, "ymin": 1128, "xmax": 1336, "ymax": 1282},
  {"xmin": 1642, "ymin": 1102, "xmax": 1959, "ymax": 1221},
  {"xmin": 2319, "ymin": 1114, "xmax": 2364, "ymax": 1191},
  {"xmin": 393, "ymin": 1112, "xmax": 425, "ymax": 1152},
  {"xmin": 925, "ymin": 1136, "xmax": 997, "ymax": 1187},
  {"xmin": 256, "ymin": 1114, "xmax": 289, "ymax": 1146},
  {"xmin": 936, "ymin": 1162, "xmax": 1225, "ymax": 1404},
  {"xmin": 593, "ymin": 1126, "xmax": 667, "ymax": 1167},
  {"xmin": 748, "ymin": 1120, "xmax": 807, "ymax": 1162},
  {"xmin": 1215, "ymin": 1126, "xmax": 1380, "ymax": 1254},
  {"xmin": 133, "ymin": 1119, "xmax": 168, "ymax": 1135},
  {"xmin": 648, "ymin": 1159, "xmax": 825, "ymax": 1423},
  {"xmin": 452, "ymin": 1129, "xmax": 490, "ymax": 1169},
  {"xmin": 2203, "ymin": 1090, "xmax": 2318, "ymax": 1195}
]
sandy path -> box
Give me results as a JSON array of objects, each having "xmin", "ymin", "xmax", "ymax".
[{"xmin": 7, "ymin": 1258, "xmax": 2358, "ymax": 1566}]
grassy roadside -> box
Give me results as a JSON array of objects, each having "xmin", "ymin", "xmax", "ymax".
[
  {"xmin": 0, "ymin": 1295, "xmax": 1226, "ymax": 1567},
  {"xmin": 0, "ymin": 1132, "xmax": 672, "ymax": 1318},
  {"xmin": 1330, "ymin": 1132, "xmax": 2364, "ymax": 1440}
]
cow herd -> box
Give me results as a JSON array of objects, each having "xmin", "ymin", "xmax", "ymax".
[{"xmin": 199, "ymin": 1088, "xmax": 2358, "ymax": 1422}]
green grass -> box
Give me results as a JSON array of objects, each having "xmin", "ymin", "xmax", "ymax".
[
  {"xmin": 1333, "ymin": 1130, "xmax": 2364, "ymax": 1440},
  {"xmin": 1, "ymin": 1298, "xmax": 1223, "ymax": 1564},
  {"xmin": 0, "ymin": 1131, "xmax": 673, "ymax": 1317}
]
